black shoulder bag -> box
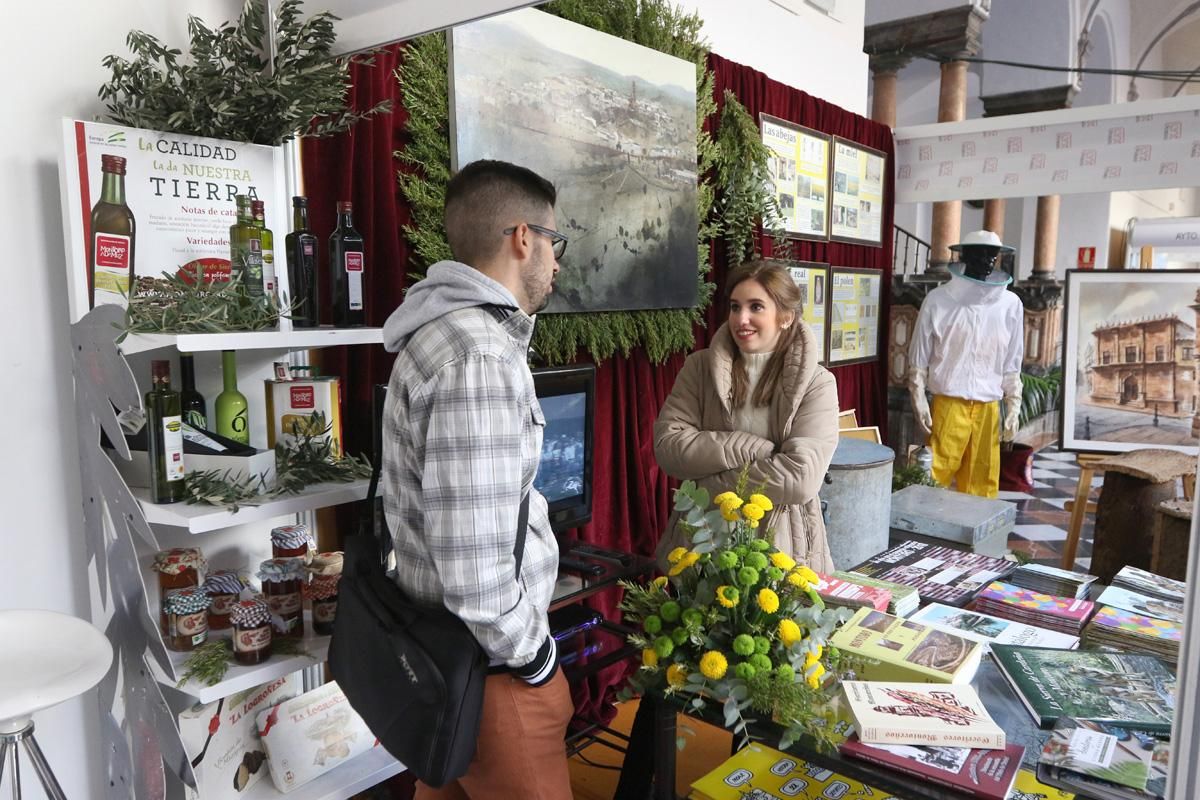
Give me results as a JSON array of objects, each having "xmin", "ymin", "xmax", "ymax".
[{"xmin": 330, "ymin": 455, "xmax": 530, "ymax": 787}]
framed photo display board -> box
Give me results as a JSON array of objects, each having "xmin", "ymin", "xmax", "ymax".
[
  {"xmin": 784, "ymin": 261, "xmax": 830, "ymax": 363},
  {"xmin": 830, "ymin": 137, "xmax": 886, "ymax": 247},
  {"xmin": 828, "ymin": 267, "xmax": 882, "ymax": 366},
  {"xmin": 1061, "ymin": 269, "xmax": 1200, "ymax": 455},
  {"xmin": 760, "ymin": 114, "xmax": 831, "ymax": 241}
]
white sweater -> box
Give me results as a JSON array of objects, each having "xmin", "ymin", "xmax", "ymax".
[{"xmin": 732, "ymin": 351, "xmax": 773, "ymax": 439}]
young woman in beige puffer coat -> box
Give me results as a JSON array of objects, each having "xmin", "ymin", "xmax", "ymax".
[{"xmin": 654, "ymin": 259, "xmax": 840, "ymax": 574}]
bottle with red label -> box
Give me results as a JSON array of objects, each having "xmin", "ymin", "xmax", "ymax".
[
  {"xmin": 329, "ymin": 200, "xmax": 365, "ymax": 327},
  {"xmin": 90, "ymin": 154, "xmax": 136, "ymax": 309}
]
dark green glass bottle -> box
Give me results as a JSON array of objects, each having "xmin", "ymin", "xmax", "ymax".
[
  {"xmin": 147, "ymin": 360, "xmax": 187, "ymax": 503},
  {"xmin": 229, "ymin": 195, "xmax": 263, "ymax": 297},
  {"xmin": 252, "ymin": 199, "xmax": 276, "ymax": 302},
  {"xmin": 285, "ymin": 197, "xmax": 319, "ymax": 327},
  {"xmin": 179, "ymin": 353, "xmax": 207, "ymax": 430}
]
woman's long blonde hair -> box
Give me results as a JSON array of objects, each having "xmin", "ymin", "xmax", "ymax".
[{"xmin": 727, "ymin": 260, "xmax": 802, "ymax": 410}]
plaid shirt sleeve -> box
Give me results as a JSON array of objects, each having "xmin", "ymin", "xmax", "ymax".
[{"xmin": 418, "ymin": 353, "xmax": 555, "ymax": 681}]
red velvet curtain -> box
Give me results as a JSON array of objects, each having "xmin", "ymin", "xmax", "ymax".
[{"xmin": 300, "ymin": 44, "xmax": 894, "ymax": 723}]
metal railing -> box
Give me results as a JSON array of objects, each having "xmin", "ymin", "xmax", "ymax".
[{"xmin": 894, "ymin": 225, "xmax": 931, "ymax": 276}]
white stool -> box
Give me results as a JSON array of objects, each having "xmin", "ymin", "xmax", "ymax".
[{"xmin": 0, "ymin": 610, "xmax": 113, "ymax": 799}]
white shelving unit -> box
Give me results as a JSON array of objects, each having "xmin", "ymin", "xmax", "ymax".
[
  {"xmin": 134, "ymin": 479, "xmax": 370, "ymax": 534},
  {"xmin": 242, "ymin": 747, "xmax": 405, "ymax": 800},
  {"xmin": 118, "ymin": 327, "xmax": 385, "ymax": 356}
]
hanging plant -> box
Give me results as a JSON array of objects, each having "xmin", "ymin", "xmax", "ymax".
[
  {"xmin": 97, "ymin": 0, "xmax": 390, "ymax": 145},
  {"xmin": 397, "ymin": 0, "xmax": 731, "ymax": 365}
]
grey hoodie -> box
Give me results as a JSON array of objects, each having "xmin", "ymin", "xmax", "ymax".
[
  {"xmin": 382, "ymin": 260, "xmax": 521, "ymax": 352},
  {"xmin": 380, "ymin": 260, "xmax": 559, "ymax": 684}
]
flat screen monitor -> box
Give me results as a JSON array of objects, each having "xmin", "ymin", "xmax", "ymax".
[{"xmin": 532, "ymin": 364, "xmax": 595, "ymax": 532}]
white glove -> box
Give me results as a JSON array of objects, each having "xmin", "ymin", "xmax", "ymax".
[
  {"xmin": 908, "ymin": 367, "xmax": 932, "ymax": 437},
  {"xmin": 1001, "ymin": 372, "xmax": 1023, "ymax": 442}
]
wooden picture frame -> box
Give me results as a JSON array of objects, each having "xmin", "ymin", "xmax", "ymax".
[
  {"xmin": 830, "ymin": 136, "xmax": 887, "ymax": 248},
  {"xmin": 760, "ymin": 114, "xmax": 832, "ymax": 242},
  {"xmin": 781, "ymin": 259, "xmax": 831, "ymax": 364},
  {"xmin": 827, "ymin": 266, "xmax": 883, "ymax": 367}
]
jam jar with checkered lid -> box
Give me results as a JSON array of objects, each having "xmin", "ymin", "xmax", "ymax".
[
  {"xmin": 257, "ymin": 558, "xmax": 306, "ymax": 638},
  {"xmin": 270, "ymin": 524, "xmax": 311, "ymax": 560},
  {"xmin": 306, "ymin": 552, "xmax": 342, "ymax": 636},
  {"xmin": 153, "ymin": 548, "xmax": 206, "ymax": 634},
  {"xmin": 230, "ymin": 598, "xmax": 273, "ymax": 665},
  {"xmin": 202, "ymin": 570, "xmax": 245, "ymax": 631},
  {"xmin": 163, "ymin": 588, "xmax": 212, "ymax": 652}
]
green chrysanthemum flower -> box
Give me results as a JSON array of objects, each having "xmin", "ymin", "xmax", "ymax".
[
  {"xmin": 737, "ymin": 567, "xmax": 760, "ymax": 587},
  {"xmin": 643, "ymin": 615, "xmax": 662, "ymax": 635},
  {"xmin": 733, "ymin": 634, "xmax": 756, "ymax": 657},
  {"xmin": 754, "ymin": 636, "xmax": 771, "ymax": 656},
  {"xmin": 716, "ymin": 550, "xmax": 739, "ymax": 570},
  {"xmin": 660, "ymin": 601, "xmax": 681, "ymax": 623},
  {"xmin": 654, "ymin": 636, "xmax": 675, "ymax": 658},
  {"xmin": 744, "ymin": 552, "xmax": 769, "ymax": 571},
  {"xmin": 735, "ymin": 662, "xmax": 757, "ymax": 680}
]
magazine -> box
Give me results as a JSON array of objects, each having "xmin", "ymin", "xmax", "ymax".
[
  {"xmin": 849, "ymin": 540, "xmax": 1015, "ymax": 607},
  {"xmin": 908, "ymin": 603, "xmax": 1079, "ymax": 650}
]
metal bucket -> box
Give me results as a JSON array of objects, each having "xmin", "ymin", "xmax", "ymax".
[{"xmin": 819, "ymin": 438, "xmax": 896, "ymax": 571}]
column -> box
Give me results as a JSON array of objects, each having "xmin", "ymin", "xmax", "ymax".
[
  {"xmin": 869, "ymin": 55, "xmax": 909, "ymax": 129},
  {"xmin": 1033, "ymin": 194, "xmax": 1061, "ymax": 279},
  {"xmin": 983, "ymin": 199, "xmax": 1006, "ymax": 236},
  {"xmin": 929, "ymin": 59, "xmax": 969, "ymax": 272}
]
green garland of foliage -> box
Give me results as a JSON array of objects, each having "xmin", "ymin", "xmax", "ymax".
[
  {"xmin": 98, "ymin": 0, "xmax": 390, "ymax": 145},
  {"xmin": 396, "ymin": 0, "xmax": 778, "ymax": 364},
  {"xmin": 713, "ymin": 91, "xmax": 788, "ymax": 264}
]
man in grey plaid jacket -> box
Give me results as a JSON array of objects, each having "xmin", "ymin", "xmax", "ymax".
[{"xmin": 382, "ymin": 160, "xmax": 574, "ymax": 799}]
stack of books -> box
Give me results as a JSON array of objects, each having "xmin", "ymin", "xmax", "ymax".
[
  {"xmin": 832, "ymin": 570, "xmax": 919, "ymax": 617},
  {"xmin": 840, "ymin": 736, "xmax": 1024, "ymax": 800},
  {"xmin": 1037, "ymin": 718, "xmax": 1169, "ymax": 800},
  {"xmin": 830, "ymin": 607, "xmax": 984, "ymax": 683},
  {"xmin": 848, "ymin": 540, "xmax": 1016, "ymax": 608},
  {"xmin": 1008, "ymin": 563, "xmax": 1098, "ymax": 599},
  {"xmin": 970, "ymin": 581, "xmax": 1095, "ymax": 635},
  {"xmin": 814, "ymin": 573, "xmax": 891, "ymax": 612},
  {"xmin": 1112, "ymin": 566, "xmax": 1186, "ymax": 604},
  {"xmin": 840, "ymin": 681, "xmax": 1006, "ymax": 749},
  {"xmin": 1083, "ymin": 609, "xmax": 1182, "ymax": 665},
  {"xmin": 990, "ymin": 646, "xmax": 1176, "ymax": 732},
  {"xmin": 908, "ymin": 602, "xmax": 1080, "ymax": 651}
]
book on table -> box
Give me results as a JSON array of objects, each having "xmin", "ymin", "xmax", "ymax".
[
  {"xmin": 1008, "ymin": 563, "xmax": 1097, "ymax": 599},
  {"xmin": 830, "ymin": 606, "xmax": 984, "ymax": 683},
  {"xmin": 1036, "ymin": 717, "xmax": 1170, "ymax": 800},
  {"xmin": 832, "ymin": 570, "xmax": 920, "ymax": 616},
  {"xmin": 840, "ymin": 734, "xmax": 1024, "ymax": 800},
  {"xmin": 907, "ymin": 602, "xmax": 1079, "ymax": 651},
  {"xmin": 848, "ymin": 540, "xmax": 1015, "ymax": 607},
  {"xmin": 1111, "ymin": 566, "xmax": 1185, "ymax": 605},
  {"xmin": 840, "ymin": 681, "xmax": 1006, "ymax": 749},
  {"xmin": 688, "ymin": 741, "xmax": 902, "ymax": 800},
  {"xmin": 1081, "ymin": 606, "xmax": 1181, "ymax": 665},
  {"xmin": 989, "ymin": 645, "xmax": 1176, "ymax": 733},
  {"xmin": 1095, "ymin": 585, "xmax": 1185, "ymax": 625},
  {"xmin": 969, "ymin": 581, "xmax": 1095, "ymax": 634},
  {"xmin": 1012, "ymin": 767, "xmax": 1078, "ymax": 799},
  {"xmin": 814, "ymin": 572, "xmax": 891, "ymax": 612}
]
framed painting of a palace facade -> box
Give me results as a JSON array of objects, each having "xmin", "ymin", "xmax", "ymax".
[{"xmin": 1062, "ymin": 269, "xmax": 1200, "ymax": 455}]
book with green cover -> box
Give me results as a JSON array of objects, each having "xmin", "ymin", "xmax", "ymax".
[
  {"xmin": 989, "ymin": 646, "xmax": 1176, "ymax": 733},
  {"xmin": 831, "ymin": 607, "xmax": 983, "ymax": 683}
]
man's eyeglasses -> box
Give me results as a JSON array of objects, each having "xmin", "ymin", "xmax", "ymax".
[{"xmin": 503, "ymin": 223, "xmax": 568, "ymax": 260}]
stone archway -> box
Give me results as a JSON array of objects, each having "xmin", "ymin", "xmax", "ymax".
[{"xmin": 1122, "ymin": 374, "xmax": 1139, "ymax": 404}]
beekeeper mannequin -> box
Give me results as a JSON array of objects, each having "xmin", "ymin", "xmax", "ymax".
[{"xmin": 908, "ymin": 230, "xmax": 1024, "ymax": 498}]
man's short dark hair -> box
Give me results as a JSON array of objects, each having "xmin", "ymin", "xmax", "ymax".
[{"xmin": 444, "ymin": 160, "xmax": 557, "ymax": 267}]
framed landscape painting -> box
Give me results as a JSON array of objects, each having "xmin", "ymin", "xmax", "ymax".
[
  {"xmin": 1062, "ymin": 269, "xmax": 1200, "ymax": 455},
  {"xmin": 449, "ymin": 8, "xmax": 698, "ymax": 314}
]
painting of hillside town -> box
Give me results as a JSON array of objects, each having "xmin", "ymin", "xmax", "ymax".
[
  {"xmin": 450, "ymin": 8, "xmax": 699, "ymax": 313},
  {"xmin": 1063, "ymin": 270, "xmax": 1200, "ymax": 454}
]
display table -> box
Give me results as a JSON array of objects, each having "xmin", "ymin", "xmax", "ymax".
[{"xmin": 622, "ymin": 659, "xmax": 1058, "ymax": 800}]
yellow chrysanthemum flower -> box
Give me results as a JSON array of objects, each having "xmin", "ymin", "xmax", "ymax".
[
  {"xmin": 642, "ymin": 648, "xmax": 659, "ymax": 668},
  {"xmin": 741, "ymin": 503, "xmax": 765, "ymax": 523},
  {"xmin": 805, "ymin": 649, "xmax": 821, "ymax": 668},
  {"xmin": 720, "ymin": 498, "xmax": 743, "ymax": 522},
  {"xmin": 666, "ymin": 547, "xmax": 687, "ymax": 564},
  {"xmin": 666, "ymin": 664, "xmax": 688, "ymax": 688},
  {"xmin": 770, "ymin": 551, "xmax": 797, "ymax": 571},
  {"xmin": 806, "ymin": 663, "xmax": 826, "ymax": 689},
  {"xmin": 716, "ymin": 584, "xmax": 739, "ymax": 608},
  {"xmin": 712, "ymin": 491, "xmax": 738, "ymax": 506},
  {"xmin": 668, "ymin": 551, "xmax": 700, "ymax": 577},
  {"xmin": 749, "ymin": 493, "xmax": 774, "ymax": 511},
  {"xmin": 757, "ymin": 588, "xmax": 780, "ymax": 614},
  {"xmin": 651, "ymin": 576, "xmax": 669, "ymax": 591},
  {"xmin": 699, "ymin": 650, "xmax": 728, "ymax": 680},
  {"xmin": 778, "ymin": 619, "xmax": 802, "ymax": 647},
  {"xmin": 796, "ymin": 566, "xmax": 820, "ymax": 585},
  {"xmin": 786, "ymin": 570, "xmax": 809, "ymax": 589}
]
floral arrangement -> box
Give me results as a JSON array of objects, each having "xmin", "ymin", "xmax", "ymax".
[{"xmin": 618, "ymin": 476, "xmax": 853, "ymax": 751}]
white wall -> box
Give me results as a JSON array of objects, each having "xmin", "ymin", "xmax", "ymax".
[
  {"xmin": 682, "ymin": 0, "xmax": 869, "ymax": 115},
  {"xmin": 0, "ymin": 1, "xmax": 239, "ymax": 795}
]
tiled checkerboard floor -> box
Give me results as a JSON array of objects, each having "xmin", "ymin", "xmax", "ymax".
[{"xmin": 997, "ymin": 447, "xmax": 1102, "ymax": 571}]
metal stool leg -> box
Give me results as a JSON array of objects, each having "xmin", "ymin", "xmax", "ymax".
[
  {"xmin": 9, "ymin": 739, "xmax": 20, "ymax": 800},
  {"xmin": 22, "ymin": 735, "xmax": 66, "ymax": 800},
  {"xmin": 0, "ymin": 741, "xmax": 8, "ymax": 792}
]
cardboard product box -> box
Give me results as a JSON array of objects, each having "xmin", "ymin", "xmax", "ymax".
[
  {"xmin": 179, "ymin": 675, "xmax": 300, "ymax": 799},
  {"xmin": 265, "ymin": 377, "xmax": 342, "ymax": 457},
  {"xmin": 108, "ymin": 423, "xmax": 277, "ymax": 490},
  {"xmin": 255, "ymin": 680, "xmax": 377, "ymax": 793}
]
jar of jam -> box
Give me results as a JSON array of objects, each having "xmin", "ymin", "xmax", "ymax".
[
  {"xmin": 257, "ymin": 558, "xmax": 306, "ymax": 638},
  {"xmin": 153, "ymin": 548, "xmax": 206, "ymax": 635},
  {"xmin": 270, "ymin": 524, "xmax": 312, "ymax": 560},
  {"xmin": 230, "ymin": 598, "xmax": 273, "ymax": 665},
  {"xmin": 163, "ymin": 588, "xmax": 211, "ymax": 652},
  {"xmin": 306, "ymin": 552, "xmax": 343, "ymax": 636},
  {"xmin": 202, "ymin": 571, "xmax": 245, "ymax": 631}
]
